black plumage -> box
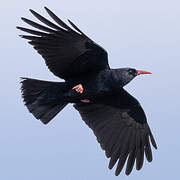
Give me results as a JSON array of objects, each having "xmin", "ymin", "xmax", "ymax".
[{"xmin": 17, "ymin": 7, "xmax": 157, "ymax": 176}]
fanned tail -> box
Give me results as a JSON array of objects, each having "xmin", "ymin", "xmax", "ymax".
[{"xmin": 21, "ymin": 78, "xmax": 68, "ymax": 124}]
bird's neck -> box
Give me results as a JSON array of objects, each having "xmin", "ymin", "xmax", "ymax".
[
  {"xmin": 104, "ymin": 69, "xmax": 128, "ymax": 89},
  {"xmin": 97, "ymin": 69, "xmax": 126, "ymax": 92}
]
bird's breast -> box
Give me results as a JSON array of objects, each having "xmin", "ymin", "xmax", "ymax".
[{"xmin": 65, "ymin": 70, "xmax": 122, "ymax": 103}]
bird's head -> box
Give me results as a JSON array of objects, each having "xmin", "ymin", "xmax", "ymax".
[{"xmin": 115, "ymin": 68, "xmax": 152, "ymax": 86}]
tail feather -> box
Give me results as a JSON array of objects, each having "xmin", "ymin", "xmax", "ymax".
[{"xmin": 21, "ymin": 78, "xmax": 68, "ymax": 124}]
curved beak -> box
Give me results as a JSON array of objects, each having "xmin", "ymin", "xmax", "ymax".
[{"xmin": 137, "ymin": 70, "xmax": 152, "ymax": 76}]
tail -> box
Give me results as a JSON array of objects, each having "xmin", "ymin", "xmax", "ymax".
[{"xmin": 21, "ymin": 78, "xmax": 68, "ymax": 124}]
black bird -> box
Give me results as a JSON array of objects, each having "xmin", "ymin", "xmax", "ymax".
[{"xmin": 17, "ymin": 7, "xmax": 157, "ymax": 176}]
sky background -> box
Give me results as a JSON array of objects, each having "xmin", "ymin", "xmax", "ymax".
[{"xmin": 0, "ymin": 0, "xmax": 180, "ymax": 179}]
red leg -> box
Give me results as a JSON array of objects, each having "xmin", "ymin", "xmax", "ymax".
[
  {"xmin": 81, "ymin": 99, "xmax": 90, "ymax": 103},
  {"xmin": 72, "ymin": 84, "xmax": 83, "ymax": 93},
  {"xmin": 72, "ymin": 84, "xmax": 90, "ymax": 103}
]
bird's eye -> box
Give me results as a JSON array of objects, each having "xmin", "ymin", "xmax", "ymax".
[{"xmin": 128, "ymin": 69, "xmax": 136, "ymax": 76}]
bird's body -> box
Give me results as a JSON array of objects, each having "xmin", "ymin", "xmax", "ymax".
[
  {"xmin": 64, "ymin": 69, "xmax": 126, "ymax": 102},
  {"xmin": 17, "ymin": 7, "xmax": 157, "ymax": 176}
]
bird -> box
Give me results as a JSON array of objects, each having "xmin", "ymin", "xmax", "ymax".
[{"xmin": 17, "ymin": 7, "xmax": 157, "ymax": 176}]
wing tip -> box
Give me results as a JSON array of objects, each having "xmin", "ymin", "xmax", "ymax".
[
  {"xmin": 67, "ymin": 19, "xmax": 71, "ymax": 23},
  {"xmin": 125, "ymin": 170, "xmax": 131, "ymax": 176},
  {"xmin": 44, "ymin": 6, "xmax": 49, "ymax": 11},
  {"xmin": 16, "ymin": 26, "xmax": 21, "ymax": 30},
  {"xmin": 29, "ymin": 9, "xmax": 33, "ymax": 13},
  {"xmin": 147, "ymin": 158, "xmax": 153, "ymax": 163},
  {"xmin": 151, "ymin": 138, "xmax": 158, "ymax": 150},
  {"xmin": 153, "ymin": 144, "xmax": 158, "ymax": 150},
  {"xmin": 115, "ymin": 169, "xmax": 121, "ymax": 176},
  {"xmin": 29, "ymin": 9, "xmax": 37, "ymax": 17},
  {"xmin": 21, "ymin": 17, "xmax": 28, "ymax": 22},
  {"xmin": 44, "ymin": 6, "xmax": 48, "ymax": 10},
  {"xmin": 44, "ymin": 6, "xmax": 52, "ymax": 14}
]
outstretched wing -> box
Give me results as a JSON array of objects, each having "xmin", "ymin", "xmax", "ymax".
[
  {"xmin": 74, "ymin": 89, "xmax": 157, "ymax": 176},
  {"xmin": 17, "ymin": 7, "xmax": 109, "ymax": 80}
]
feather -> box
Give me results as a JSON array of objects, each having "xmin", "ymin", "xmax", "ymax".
[
  {"xmin": 21, "ymin": 17, "xmax": 55, "ymax": 33},
  {"xmin": 30, "ymin": 9, "xmax": 62, "ymax": 31},
  {"xmin": 126, "ymin": 149, "xmax": 136, "ymax": 175},
  {"xmin": 115, "ymin": 152, "xmax": 129, "ymax": 176},
  {"xmin": 136, "ymin": 143, "xmax": 144, "ymax": 170},
  {"xmin": 108, "ymin": 128, "xmax": 127, "ymax": 169},
  {"xmin": 44, "ymin": 7, "xmax": 74, "ymax": 32},
  {"xmin": 115, "ymin": 128, "xmax": 132, "ymax": 175},
  {"xmin": 17, "ymin": 26, "xmax": 48, "ymax": 36},
  {"xmin": 68, "ymin": 19, "xmax": 91, "ymax": 40},
  {"xmin": 149, "ymin": 128, "xmax": 157, "ymax": 149},
  {"xmin": 144, "ymin": 134, "xmax": 152, "ymax": 162}
]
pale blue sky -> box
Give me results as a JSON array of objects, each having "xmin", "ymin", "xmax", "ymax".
[{"xmin": 1, "ymin": 0, "xmax": 180, "ymax": 179}]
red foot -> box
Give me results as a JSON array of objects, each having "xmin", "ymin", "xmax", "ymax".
[
  {"xmin": 81, "ymin": 99, "xmax": 90, "ymax": 103},
  {"xmin": 72, "ymin": 84, "xmax": 83, "ymax": 93}
]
